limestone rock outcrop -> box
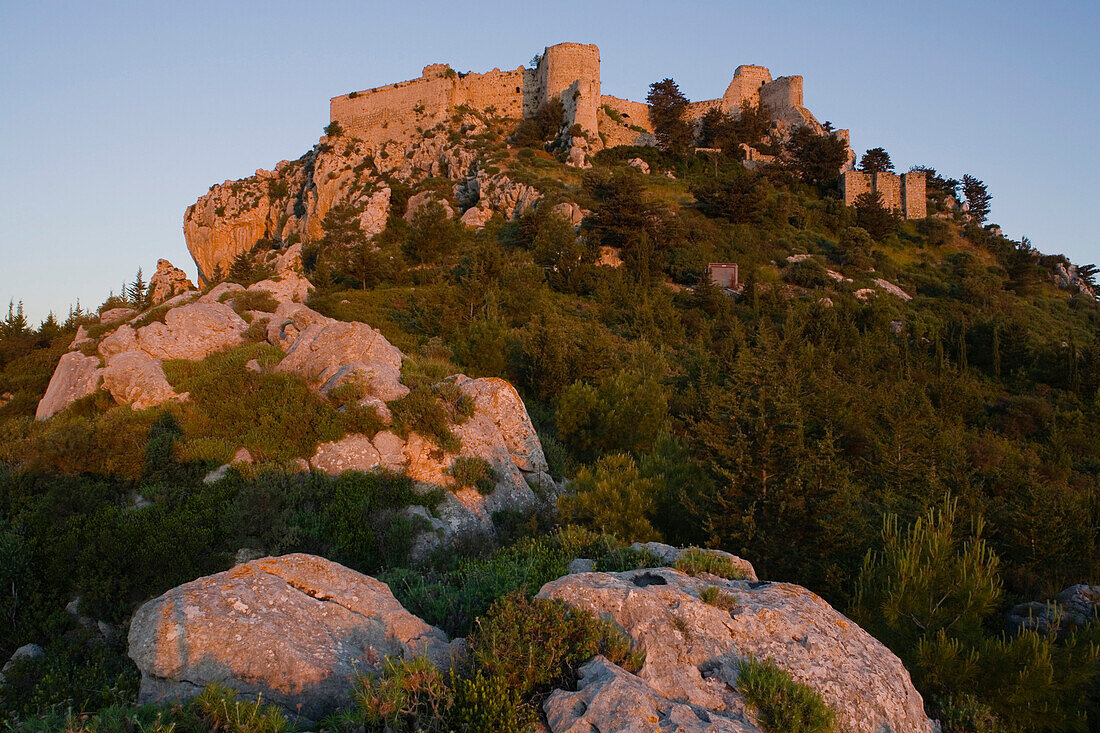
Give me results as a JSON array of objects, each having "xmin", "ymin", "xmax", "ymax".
[
  {"xmin": 538, "ymin": 568, "xmax": 933, "ymax": 733},
  {"xmin": 128, "ymin": 554, "xmax": 463, "ymax": 720},
  {"xmin": 545, "ymin": 655, "xmax": 760, "ymax": 733},
  {"xmin": 101, "ymin": 351, "xmax": 183, "ymax": 411},
  {"xmin": 131, "ymin": 303, "xmax": 248, "ymax": 361},
  {"xmin": 35, "ymin": 352, "xmax": 103, "ymax": 420},
  {"xmin": 149, "ymin": 259, "xmax": 196, "ymax": 304},
  {"xmin": 274, "ymin": 305, "xmax": 406, "ymax": 401}
]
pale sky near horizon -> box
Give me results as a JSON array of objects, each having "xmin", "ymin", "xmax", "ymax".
[{"xmin": 2, "ymin": 0, "xmax": 1097, "ymax": 325}]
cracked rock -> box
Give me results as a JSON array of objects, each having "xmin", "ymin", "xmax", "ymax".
[{"xmin": 127, "ymin": 553, "xmax": 464, "ymax": 720}]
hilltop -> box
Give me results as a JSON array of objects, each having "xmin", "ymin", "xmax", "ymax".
[{"xmin": 2, "ymin": 41, "xmax": 1100, "ymax": 732}]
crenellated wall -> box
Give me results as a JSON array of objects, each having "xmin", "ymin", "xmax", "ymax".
[{"xmin": 329, "ymin": 43, "xmax": 834, "ymax": 155}]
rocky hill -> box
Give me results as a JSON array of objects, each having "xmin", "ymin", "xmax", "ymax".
[{"xmin": 3, "ymin": 42, "xmax": 1100, "ymax": 733}]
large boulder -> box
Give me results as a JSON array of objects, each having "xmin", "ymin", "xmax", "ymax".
[
  {"xmin": 1007, "ymin": 584, "xmax": 1100, "ymax": 635},
  {"xmin": 538, "ymin": 568, "xmax": 932, "ymax": 733},
  {"xmin": 136, "ymin": 302, "xmax": 248, "ymax": 360},
  {"xmin": 35, "ymin": 352, "xmax": 103, "ymax": 419},
  {"xmin": 128, "ymin": 554, "xmax": 463, "ymax": 720},
  {"xmin": 274, "ymin": 305, "xmax": 406, "ymax": 401},
  {"xmin": 101, "ymin": 351, "xmax": 182, "ymax": 410}
]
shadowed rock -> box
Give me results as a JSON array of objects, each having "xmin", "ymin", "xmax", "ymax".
[
  {"xmin": 128, "ymin": 554, "xmax": 464, "ymax": 720},
  {"xmin": 538, "ymin": 568, "xmax": 932, "ymax": 733}
]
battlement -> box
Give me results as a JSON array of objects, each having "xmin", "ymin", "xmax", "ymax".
[
  {"xmin": 329, "ymin": 42, "xmax": 834, "ymax": 154},
  {"xmin": 840, "ymin": 170, "xmax": 927, "ymax": 219}
]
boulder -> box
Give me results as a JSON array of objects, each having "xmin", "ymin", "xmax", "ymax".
[
  {"xmin": 101, "ymin": 351, "xmax": 182, "ymax": 410},
  {"xmin": 136, "ymin": 302, "xmax": 248, "ymax": 360},
  {"xmin": 275, "ymin": 307, "xmax": 405, "ymax": 400},
  {"xmin": 247, "ymin": 272, "xmax": 312, "ymax": 304},
  {"xmin": 628, "ymin": 542, "xmax": 757, "ymax": 582},
  {"xmin": 100, "ymin": 307, "xmax": 137, "ymax": 324},
  {"xmin": 627, "ymin": 157, "xmax": 651, "ymax": 174},
  {"xmin": 460, "ymin": 203, "xmax": 494, "ymax": 229},
  {"xmin": 128, "ymin": 554, "xmax": 463, "ymax": 720},
  {"xmin": 35, "ymin": 352, "xmax": 103, "ymax": 419},
  {"xmin": 550, "ymin": 201, "xmax": 585, "ymax": 229},
  {"xmin": 545, "ymin": 656, "xmax": 760, "ymax": 733},
  {"xmin": 198, "ymin": 282, "xmax": 245, "ymax": 304},
  {"xmin": 310, "ymin": 433, "xmax": 382, "ymax": 474},
  {"xmin": 537, "ymin": 568, "xmax": 932, "ymax": 733},
  {"xmin": 68, "ymin": 325, "xmax": 92, "ymax": 351},
  {"xmin": 149, "ymin": 259, "xmax": 196, "ymax": 304}
]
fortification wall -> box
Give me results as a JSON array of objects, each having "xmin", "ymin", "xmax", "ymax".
[
  {"xmin": 331, "ymin": 64, "xmax": 530, "ymax": 145},
  {"xmin": 841, "ymin": 171, "xmax": 873, "ymax": 205},
  {"xmin": 601, "ymin": 96, "xmax": 652, "ymax": 130},
  {"xmin": 874, "ymin": 173, "xmax": 902, "ymax": 212},
  {"xmin": 761, "ymin": 76, "xmax": 803, "ymax": 111},
  {"xmin": 537, "ymin": 43, "xmax": 600, "ymax": 135},
  {"xmin": 901, "ymin": 171, "xmax": 927, "ymax": 219},
  {"xmin": 841, "ymin": 170, "xmax": 926, "ymax": 219},
  {"xmin": 722, "ymin": 65, "xmax": 772, "ymax": 111}
]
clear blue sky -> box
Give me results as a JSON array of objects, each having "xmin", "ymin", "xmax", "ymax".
[{"xmin": 2, "ymin": 0, "xmax": 1097, "ymax": 324}]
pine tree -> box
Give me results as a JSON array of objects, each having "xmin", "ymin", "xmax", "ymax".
[
  {"xmin": 1, "ymin": 300, "xmax": 29, "ymax": 339},
  {"xmin": 961, "ymin": 175, "xmax": 991, "ymax": 224},
  {"xmin": 859, "ymin": 147, "xmax": 894, "ymax": 173},
  {"xmin": 126, "ymin": 267, "xmax": 147, "ymax": 308},
  {"xmin": 646, "ymin": 78, "xmax": 693, "ymax": 156}
]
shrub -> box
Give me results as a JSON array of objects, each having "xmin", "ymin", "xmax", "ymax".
[
  {"xmin": 324, "ymin": 120, "xmax": 343, "ymax": 137},
  {"xmin": 737, "ymin": 657, "xmax": 836, "ymax": 733},
  {"xmin": 194, "ymin": 681, "xmax": 289, "ymax": 733},
  {"xmin": 351, "ymin": 656, "xmax": 451, "ymax": 732},
  {"xmin": 163, "ymin": 343, "xmax": 352, "ymax": 462},
  {"xmin": 782, "ymin": 258, "xmax": 832, "ymax": 289},
  {"xmin": 449, "ymin": 455, "xmax": 497, "ymax": 494},
  {"xmin": 558, "ymin": 454, "xmax": 661, "ymax": 542},
  {"xmin": 469, "ymin": 593, "xmax": 644, "ymax": 700},
  {"xmin": 675, "ymin": 548, "xmax": 749, "ymax": 580},
  {"xmin": 450, "ymin": 669, "xmax": 537, "ymax": 732},
  {"xmin": 220, "ymin": 289, "xmax": 279, "ymax": 314},
  {"xmin": 699, "ymin": 585, "xmax": 738, "ymax": 611}
]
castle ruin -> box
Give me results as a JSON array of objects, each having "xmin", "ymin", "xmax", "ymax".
[
  {"xmin": 840, "ymin": 170, "xmax": 926, "ymax": 220},
  {"xmin": 329, "ymin": 42, "xmax": 841, "ymax": 153}
]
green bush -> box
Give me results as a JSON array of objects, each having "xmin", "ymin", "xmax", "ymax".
[
  {"xmin": 449, "ymin": 456, "xmax": 497, "ymax": 494},
  {"xmin": 350, "ymin": 656, "xmax": 451, "ymax": 732},
  {"xmin": 559, "ymin": 454, "xmax": 661, "ymax": 542},
  {"xmin": 675, "ymin": 548, "xmax": 749, "ymax": 580},
  {"xmin": 220, "ymin": 288, "xmax": 279, "ymax": 314},
  {"xmin": 163, "ymin": 343, "xmax": 355, "ymax": 462},
  {"xmin": 737, "ymin": 656, "xmax": 836, "ymax": 733},
  {"xmin": 469, "ymin": 593, "xmax": 644, "ymax": 700},
  {"xmin": 450, "ymin": 669, "xmax": 537, "ymax": 732}
]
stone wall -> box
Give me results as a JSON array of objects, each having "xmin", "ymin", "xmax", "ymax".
[
  {"xmin": 722, "ymin": 65, "xmax": 773, "ymax": 110},
  {"xmin": 902, "ymin": 170, "xmax": 927, "ymax": 219},
  {"xmin": 331, "ymin": 42, "xmax": 600, "ymax": 146},
  {"xmin": 875, "ymin": 172, "xmax": 902, "ymax": 212},
  {"xmin": 841, "ymin": 170, "xmax": 927, "ymax": 220},
  {"xmin": 330, "ymin": 64, "xmax": 532, "ymax": 146},
  {"xmin": 537, "ymin": 43, "xmax": 600, "ymax": 136}
]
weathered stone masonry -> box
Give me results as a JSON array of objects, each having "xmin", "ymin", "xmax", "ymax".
[
  {"xmin": 840, "ymin": 170, "xmax": 927, "ymax": 220},
  {"xmin": 330, "ymin": 43, "xmax": 838, "ymax": 153}
]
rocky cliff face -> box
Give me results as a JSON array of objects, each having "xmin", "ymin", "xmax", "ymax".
[{"xmin": 184, "ymin": 113, "xmax": 548, "ymax": 284}]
